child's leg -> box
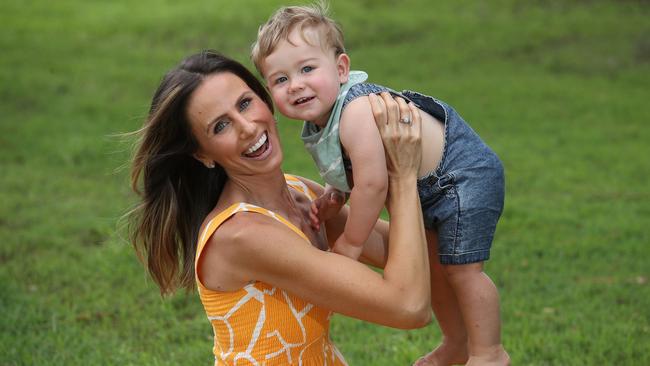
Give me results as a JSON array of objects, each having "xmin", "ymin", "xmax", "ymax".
[
  {"xmin": 444, "ymin": 262, "xmax": 510, "ymax": 366},
  {"xmin": 414, "ymin": 230, "xmax": 468, "ymax": 366}
]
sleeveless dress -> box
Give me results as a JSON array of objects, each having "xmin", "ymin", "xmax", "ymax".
[{"xmin": 194, "ymin": 175, "xmax": 348, "ymax": 366}]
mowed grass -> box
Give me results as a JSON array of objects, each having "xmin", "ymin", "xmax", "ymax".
[{"xmin": 1, "ymin": 0, "xmax": 649, "ymax": 365}]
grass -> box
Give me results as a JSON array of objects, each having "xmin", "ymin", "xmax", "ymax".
[{"xmin": 1, "ymin": 0, "xmax": 649, "ymax": 365}]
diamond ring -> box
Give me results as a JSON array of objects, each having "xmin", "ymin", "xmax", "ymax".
[{"xmin": 400, "ymin": 116, "xmax": 411, "ymax": 124}]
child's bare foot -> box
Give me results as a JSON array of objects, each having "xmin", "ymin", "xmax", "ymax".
[
  {"xmin": 465, "ymin": 345, "xmax": 510, "ymax": 366},
  {"xmin": 413, "ymin": 342, "xmax": 468, "ymax": 366}
]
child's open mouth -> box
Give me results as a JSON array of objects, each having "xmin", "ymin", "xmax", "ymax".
[{"xmin": 294, "ymin": 96, "xmax": 315, "ymax": 105}]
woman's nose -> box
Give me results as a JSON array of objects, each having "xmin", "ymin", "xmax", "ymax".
[{"xmin": 235, "ymin": 114, "xmax": 256, "ymax": 137}]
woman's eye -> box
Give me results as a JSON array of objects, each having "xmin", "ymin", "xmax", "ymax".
[
  {"xmin": 239, "ymin": 98, "xmax": 251, "ymax": 112},
  {"xmin": 213, "ymin": 120, "xmax": 229, "ymax": 134},
  {"xmin": 301, "ymin": 66, "xmax": 314, "ymax": 73},
  {"xmin": 274, "ymin": 76, "xmax": 287, "ymax": 85}
]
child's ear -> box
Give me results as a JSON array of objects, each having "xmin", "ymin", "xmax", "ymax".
[{"xmin": 336, "ymin": 53, "xmax": 350, "ymax": 84}]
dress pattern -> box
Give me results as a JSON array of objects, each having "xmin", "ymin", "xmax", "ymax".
[{"xmin": 195, "ymin": 175, "xmax": 348, "ymax": 366}]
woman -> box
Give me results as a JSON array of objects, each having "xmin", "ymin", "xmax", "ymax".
[{"xmin": 129, "ymin": 50, "xmax": 429, "ymax": 365}]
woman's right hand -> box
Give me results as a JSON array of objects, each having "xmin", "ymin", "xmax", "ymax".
[
  {"xmin": 368, "ymin": 92, "xmax": 422, "ymax": 180},
  {"xmin": 203, "ymin": 93, "xmax": 430, "ymax": 331}
]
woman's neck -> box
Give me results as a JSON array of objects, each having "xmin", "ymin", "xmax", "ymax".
[{"xmin": 222, "ymin": 170, "xmax": 297, "ymax": 215}]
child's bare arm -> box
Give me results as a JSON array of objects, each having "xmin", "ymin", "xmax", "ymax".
[{"xmin": 336, "ymin": 96, "xmax": 389, "ymax": 255}]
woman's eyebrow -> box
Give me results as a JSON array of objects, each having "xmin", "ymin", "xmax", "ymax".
[{"xmin": 205, "ymin": 91, "xmax": 251, "ymax": 134}]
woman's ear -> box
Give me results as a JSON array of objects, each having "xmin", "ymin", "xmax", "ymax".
[
  {"xmin": 336, "ymin": 53, "xmax": 351, "ymax": 84},
  {"xmin": 193, "ymin": 153, "xmax": 215, "ymax": 169}
]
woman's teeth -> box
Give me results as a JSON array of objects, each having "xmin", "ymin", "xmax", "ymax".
[{"xmin": 245, "ymin": 133, "xmax": 267, "ymax": 155}]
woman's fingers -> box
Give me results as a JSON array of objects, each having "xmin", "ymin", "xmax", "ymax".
[
  {"xmin": 408, "ymin": 100, "xmax": 422, "ymax": 140},
  {"xmin": 379, "ymin": 92, "xmax": 399, "ymax": 127},
  {"xmin": 370, "ymin": 92, "xmax": 422, "ymax": 174},
  {"xmin": 369, "ymin": 93, "xmax": 387, "ymax": 126},
  {"xmin": 396, "ymin": 97, "xmax": 411, "ymax": 126}
]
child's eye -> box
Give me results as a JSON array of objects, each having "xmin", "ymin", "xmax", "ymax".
[
  {"xmin": 301, "ymin": 66, "xmax": 314, "ymax": 73},
  {"xmin": 274, "ymin": 76, "xmax": 288, "ymax": 85},
  {"xmin": 239, "ymin": 98, "xmax": 251, "ymax": 112},
  {"xmin": 213, "ymin": 120, "xmax": 229, "ymax": 134}
]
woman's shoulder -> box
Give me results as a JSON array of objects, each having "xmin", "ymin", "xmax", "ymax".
[
  {"xmin": 286, "ymin": 174, "xmax": 324, "ymax": 199},
  {"xmin": 199, "ymin": 175, "xmax": 321, "ymax": 257},
  {"xmin": 201, "ymin": 202, "xmax": 280, "ymax": 241},
  {"xmin": 210, "ymin": 209, "xmax": 277, "ymax": 246},
  {"xmin": 198, "ymin": 208, "xmax": 286, "ymax": 291}
]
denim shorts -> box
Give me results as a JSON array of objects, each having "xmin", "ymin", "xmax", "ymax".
[{"xmin": 403, "ymin": 91, "xmax": 505, "ymax": 265}]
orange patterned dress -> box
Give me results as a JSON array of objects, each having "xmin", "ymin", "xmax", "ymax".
[{"xmin": 195, "ymin": 175, "xmax": 348, "ymax": 366}]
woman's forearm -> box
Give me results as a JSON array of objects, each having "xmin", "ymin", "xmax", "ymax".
[{"xmin": 382, "ymin": 173, "xmax": 431, "ymax": 325}]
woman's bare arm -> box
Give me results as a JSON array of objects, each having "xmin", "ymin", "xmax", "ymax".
[
  {"xmin": 298, "ymin": 175, "xmax": 390, "ymax": 268},
  {"xmin": 200, "ymin": 92, "xmax": 430, "ymax": 329}
]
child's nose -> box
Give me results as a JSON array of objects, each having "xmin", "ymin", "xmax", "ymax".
[{"xmin": 289, "ymin": 78, "xmax": 304, "ymax": 92}]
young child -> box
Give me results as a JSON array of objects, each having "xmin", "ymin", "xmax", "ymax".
[{"xmin": 252, "ymin": 3, "xmax": 510, "ymax": 365}]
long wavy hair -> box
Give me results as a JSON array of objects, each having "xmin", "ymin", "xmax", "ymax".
[{"xmin": 129, "ymin": 50, "xmax": 274, "ymax": 295}]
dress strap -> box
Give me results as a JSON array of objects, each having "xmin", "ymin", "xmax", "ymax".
[
  {"xmin": 195, "ymin": 175, "xmax": 316, "ymax": 274},
  {"xmin": 284, "ymin": 174, "xmax": 317, "ymax": 200}
]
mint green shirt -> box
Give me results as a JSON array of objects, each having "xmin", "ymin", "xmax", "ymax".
[{"xmin": 300, "ymin": 71, "xmax": 368, "ymax": 192}]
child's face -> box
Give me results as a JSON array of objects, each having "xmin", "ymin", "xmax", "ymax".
[{"xmin": 261, "ymin": 27, "xmax": 349, "ymax": 127}]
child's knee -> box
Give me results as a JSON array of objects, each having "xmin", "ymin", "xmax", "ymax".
[{"xmin": 442, "ymin": 262, "xmax": 484, "ymax": 282}]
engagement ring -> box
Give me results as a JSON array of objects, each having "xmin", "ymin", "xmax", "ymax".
[{"xmin": 400, "ymin": 116, "xmax": 411, "ymax": 124}]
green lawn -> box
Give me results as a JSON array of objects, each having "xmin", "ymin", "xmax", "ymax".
[{"xmin": 1, "ymin": 0, "xmax": 649, "ymax": 365}]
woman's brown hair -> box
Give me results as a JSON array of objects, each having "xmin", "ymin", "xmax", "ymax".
[{"xmin": 129, "ymin": 50, "xmax": 273, "ymax": 295}]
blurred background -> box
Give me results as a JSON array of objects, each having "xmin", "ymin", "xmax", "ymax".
[{"xmin": 1, "ymin": 0, "xmax": 648, "ymax": 364}]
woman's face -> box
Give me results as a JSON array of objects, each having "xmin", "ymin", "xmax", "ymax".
[{"xmin": 186, "ymin": 72, "xmax": 282, "ymax": 176}]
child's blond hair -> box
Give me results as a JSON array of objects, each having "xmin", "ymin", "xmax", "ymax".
[{"xmin": 251, "ymin": 1, "xmax": 346, "ymax": 75}]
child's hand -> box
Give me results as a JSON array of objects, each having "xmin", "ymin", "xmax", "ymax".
[
  {"xmin": 332, "ymin": 235, "xmax": 364, "ymax": 260},
  {"xmin": 310, "ymin": 188, "xmax": 346, "ymax": 230}
]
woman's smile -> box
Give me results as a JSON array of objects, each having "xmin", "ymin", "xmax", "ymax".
[{"xmin": 243, "ymin": 132, "xmax": 271, "ymax": 159}]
